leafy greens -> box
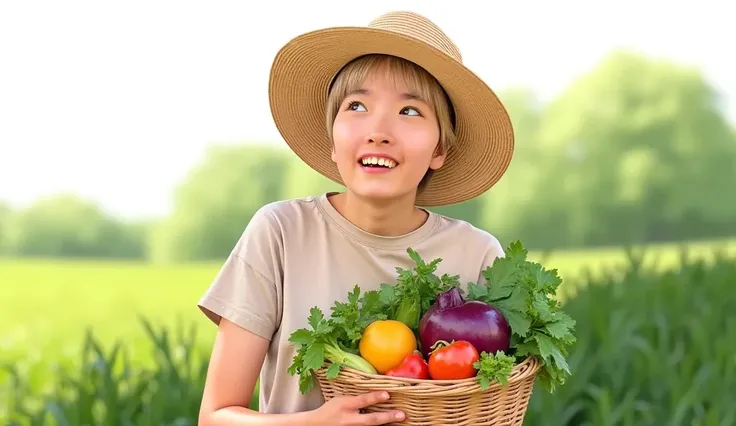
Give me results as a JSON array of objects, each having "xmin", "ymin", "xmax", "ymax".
[
  {"xmin": 287, "ymin": 241, "xmax": 576, "ymax": 395},
  {"xmin": 287, "ymin": 285, "xmax": 387, "ymax": 394},
  {"xmin": 378, "ymin": 248, "xmax": 459, "ymax": 330},
  {"xmin": 466, "ymin": 241, "xmax": 577, "ymax": 392}
]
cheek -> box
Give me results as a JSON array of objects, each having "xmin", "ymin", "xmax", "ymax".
[
  {"xmin": 332, "ymin": 118, "xmax": 357, "ymax": 150},
  {"xmin": 331, "ymin": 117, "xmax": 360, "ymax": 164},
  {"xmin": 400, "ymin": 126, "xmax": 440, "ymax": 161}
]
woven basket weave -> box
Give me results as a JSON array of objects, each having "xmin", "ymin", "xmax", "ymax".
[{"xmin": 315, "ymin": 355, "xmax": 541, "ymax": 425}]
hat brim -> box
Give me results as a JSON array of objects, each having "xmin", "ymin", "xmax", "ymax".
[{"xmin": 268, "ymin": 26, "xmax": 514, "ymax": 207}]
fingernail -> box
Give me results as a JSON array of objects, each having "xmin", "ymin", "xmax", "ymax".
[
  {"xmin": 382, "ymin": 392, "xmax": 389, "ymax": 399},
  {"xmin": 396, "ymin": 412, "xmax": 405, "ymax": 420}
]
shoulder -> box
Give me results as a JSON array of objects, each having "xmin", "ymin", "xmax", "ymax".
[
  {"xmin": 431, "ymin": 212, "xmax": 505, "ymax": 261},
  {"xmin": 239, "ymin": 196, "xmax": 321, "ymax": 235},
  {"xmin": 231, "ymin": 196, "xmax": 322, "ymax": 261},
  {"xmin": 249, "ymin": 196, "xmax": 323, "ymax": 228}
]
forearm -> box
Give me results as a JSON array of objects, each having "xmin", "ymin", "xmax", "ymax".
[{"xmin": 201, "ymin": 406, "xmax": 316, "ymax": 426}]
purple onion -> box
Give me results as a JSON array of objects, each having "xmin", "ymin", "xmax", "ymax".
[{"xmin": 418, "ymin": 287, "xmax": 511, "ymax": 358}]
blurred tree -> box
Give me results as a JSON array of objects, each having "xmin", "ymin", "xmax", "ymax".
[
  {"xmin": 4, "ymin": 51, "xmax": 735, "ymax": 261},
  {"xmin": 0, "ymin": 202, "xmax": 10, "ymax": 255},
  {"xmin": 281, "ymin": 153, "xmax": 344, "ymax": 199},
  {"xmin": 149, "ymin": 144, "xmax": 290, "ymax": 262},
  {"xmin": 419, "ymin": 89, "xmax": 545, "ymax": 230},
  {"xmin": 479, "ymin": 88, "xmax": 547, "ymax": 246},
  {"xmin": 3, "ymin": 194, "xmax": 145, "ymax": 258},
  {"xmin": 528, "ymin": 50, "xmax": 736, "ymax": 247}
]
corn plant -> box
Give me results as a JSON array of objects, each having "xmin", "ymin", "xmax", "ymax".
[
  {"xmin": 3, "ymin": 246, "xmax": 735, "ymax": 425},
  {"xmin": 2, "ymin": 317, "xmax": 259, "ymax": 426},
  {"xmin": 524, "ymin": 247, "xmax": 736, "ymax": 425}
]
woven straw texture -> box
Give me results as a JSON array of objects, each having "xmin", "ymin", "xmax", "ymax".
[
  {"xmin": 268, "ymin": 11, "xmax": 515, "ymax": 207},
  {"xmin": 315, "ymin": 356, "xmax": 540, "ymax": 425}
]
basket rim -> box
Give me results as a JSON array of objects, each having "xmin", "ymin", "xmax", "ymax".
[{"xmin": 316, "ymin": 355, "xmax": 541, "ymax": 389}]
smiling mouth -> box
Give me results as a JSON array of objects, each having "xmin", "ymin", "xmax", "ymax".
[{"xmin": 359, "ymin": 157, "xmax": 398, "ymax": 169}]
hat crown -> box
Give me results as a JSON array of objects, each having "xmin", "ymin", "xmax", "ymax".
[{"xmin": 367, "ymin": 11, "xmax": 463, "ymax": 63}]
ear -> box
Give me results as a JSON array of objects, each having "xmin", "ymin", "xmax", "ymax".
[
  {"xmin": 429, "ymin": 151, "xmax": 446, "ymax": 170},
  {"xmin": 429, "ymin": 144, "xmax": 446, "ymax": 170}
]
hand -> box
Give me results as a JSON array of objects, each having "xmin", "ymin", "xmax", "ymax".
[{"xmin": 310, "ymin": 391, "xmax": 406, "ymax": 425}]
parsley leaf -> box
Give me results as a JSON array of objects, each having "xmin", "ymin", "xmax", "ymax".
[
  {"xmin": 330, "ymin": 285, "xmax": 386, "ymax": 352},
  {"xmin": 287, "ymin": 240, "xmax": 575, "ymax": 396},
  {"xmin": 469, "ymin": 240, "xmax": 577, "ymax": 393},
  {"xmin": 474, "ymin": 351, "xmax": 516, "ymax": 390},
  {"xmin": 287, "ymin": 289, "xmax": 386, "ymax": 394},
  {"xmin": 381, "ymin": 248, "xmax": 458, "ymax": 330},
  {"xmin": 325, "ymin": 363, "xmax": 341, "ymax": 380}
]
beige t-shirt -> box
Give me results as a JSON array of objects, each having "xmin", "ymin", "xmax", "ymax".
[{"xmin": 197, "ymin": 193, "xmax": 505, "ymax": 414}]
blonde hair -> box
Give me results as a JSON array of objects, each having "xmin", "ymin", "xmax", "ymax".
[{"xmin": 325, "ymin": 54, "xmax": 456, "ymax": 190}]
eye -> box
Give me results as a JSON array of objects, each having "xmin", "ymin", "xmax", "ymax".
[
  {"xmin": 347, "ymin": 101, "xmax": 366, "ymax": 112},
  {"xmin": 400, "ymin": 106, "xmax": 422, "ymax": 116}
]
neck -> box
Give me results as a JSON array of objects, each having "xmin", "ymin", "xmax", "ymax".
[{"xmin": 328, "ymin": 191, "xmax": 428, "ymax": 236}]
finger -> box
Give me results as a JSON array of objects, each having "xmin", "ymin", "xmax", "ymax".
[
  {"xmin": 356, "ymin": 410, "xmax": 406, "ymax": 425},
  {"xmin": 345, "ymin": 391, "xmax": 390, "ymax": 409}
]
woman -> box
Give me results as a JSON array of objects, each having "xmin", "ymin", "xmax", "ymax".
[{"xmin": 197, "ymin": 10, "xmax": 515, "ymax": 426}]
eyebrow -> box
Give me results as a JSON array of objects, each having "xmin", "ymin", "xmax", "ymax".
[
  {"xmin": 347, "ymin": 88, "xmax": 370, "ymax": 97},
  {"xmin": 347, "ymin": 88, "xmax": 427, "ymax": 103},
  {"xmin": 401, "ymin": 92, "xmax": 425, "ymax": 102}
]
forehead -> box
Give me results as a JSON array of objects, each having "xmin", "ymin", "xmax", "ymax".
[
  {"xmin": 335, "ymin": 56, "xmax": 437, "ymax": 102},
  {"xmin": 362, "ymin": 65, "xmax": 416, "ymax": 93}
]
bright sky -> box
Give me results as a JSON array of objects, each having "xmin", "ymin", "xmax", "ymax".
[{"xmin": 0, "ymin": 0, "xmax": 732, "ymax": 219}]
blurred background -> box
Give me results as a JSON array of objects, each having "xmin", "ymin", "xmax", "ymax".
[{"xmin": 1, "ymin": 1, "xmax": 735, "ymax": 425}]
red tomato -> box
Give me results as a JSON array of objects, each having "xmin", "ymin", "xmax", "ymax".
[
  {"xmin": 385, "ymin": 352, "xmax": 430, "ymax": 379},
  {"xmin": 427, "ymin": 340, "xmax": 480, "ymax": 380}
]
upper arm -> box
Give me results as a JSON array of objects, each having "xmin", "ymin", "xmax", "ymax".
[
  {"xmin": 197, "ymin": 258, "xmax": 277, "ymax": 416},
  {"xmin": 200, "ymin": 318, "xmax": 269, "ymax": 416},
  {"xmin": 196, "ymin": 205, "xmax": 285, "ymax": 415}
]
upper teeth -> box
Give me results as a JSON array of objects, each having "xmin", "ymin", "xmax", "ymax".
[{"xmin": 361, "ymin": 157, "xmax": 397, "ymax": 168}]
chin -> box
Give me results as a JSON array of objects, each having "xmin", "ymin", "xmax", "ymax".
[{"xmin": 350, "ymin": 186, "xmax": 413, "ymax": 203}]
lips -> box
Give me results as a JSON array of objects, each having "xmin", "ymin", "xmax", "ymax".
[{"xmin": 359, "ymin": 156, "xmax": 398, "ymax": 169}]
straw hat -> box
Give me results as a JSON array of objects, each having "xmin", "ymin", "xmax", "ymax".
[{"xmin": 268, "ymin": 11, "xmax": 514, "ymax": 207}]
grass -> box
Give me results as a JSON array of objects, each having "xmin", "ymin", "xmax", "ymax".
[
  {"xmin": 524, "ymin": 247, "xmax": 736, "ymax": 425},
  {"xmin": 2, "ymin": 238, "xmax": 735, "ymax": 424},
  {"xmin": 2, "ymin": 237, "xmax": 735, "ymax": 369},
  {"xmin": 0, "ymin": 260, "xmax": 218, "ymax": 366}
]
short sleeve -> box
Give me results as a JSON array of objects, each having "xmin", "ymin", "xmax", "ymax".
[
  {"xmin": 197, "ymin": 206, "xmax": 284, "ymax": 341},
  {"xmin": 476, "ymin": 233, "xmax": 505, "ymax": 285}
]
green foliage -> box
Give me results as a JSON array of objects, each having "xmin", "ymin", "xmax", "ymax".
[
  {"xmin": 0, "ymin": 201, "xmax": 10, "ymax": 255},
  {"xmin": 1, "ymin": 194, "xmax": 146, "ymax": 259},
  {"xmin": 288, "ymin": 287, "xmax": 387, "ymax": 394},
  {"xmin": 281, "ymin": 154, "xmax": 345, "ymax": 199},
  {"xmin": 0, "ymin": 257, "xmax": 217, "ymax": 366},
  {"xmin": 1, "ymin": 318, "xmax": 259, "ymax": 426},
  {"xmin": 379, "ymin": 247, "xmax": 460, "ymax": 330},
  {"xmin": 473, "ymin": 351, "xmax": 516, "ymax": 389},
  {"xmin": 149, "ymin": 145, "xmax": 292, "ymax": 263},
  {"xmin": 2, "ymin": 246, "xmax": 736, "ymax": 425},
  {"xmin": 523, "ymin": 247, "xmax": 736, "ymax": 425},
  {"xmin": 523, "ymin": 50, "xmax": 736, "ymax": 248},
  {"xmin": 468, "ymin": 241, "xmax": 577, "ymax": 392},
  {"xmin": 2, "ymin": 240, "xmax": 734, "ymax": 369},
  {"xmin": 2, "ymin": 51, "xmax": 736, "ymax": 261}
]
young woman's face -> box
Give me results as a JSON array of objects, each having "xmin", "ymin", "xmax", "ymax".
[{"xmin": 331, "ymin": 68, "xmax": 446, "ymax": 203}]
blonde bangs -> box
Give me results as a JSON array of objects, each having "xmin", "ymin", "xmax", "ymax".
[{"xmin": 325, "ymin": 54, "xmax": 456, "ymax": 156}]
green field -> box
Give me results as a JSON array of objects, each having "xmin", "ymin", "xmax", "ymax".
[
  {"xmin": 3, "ymin": 238, "xmax": 736, "ymax": 425},
  {"xmin": 2, "ymin": 238, "xmax": 735, "ymax": 369}
]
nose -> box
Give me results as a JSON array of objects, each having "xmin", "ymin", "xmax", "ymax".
[
  {"xmin": 366, "ymin": 132, "xmax": 392, "ymax": 145},
  {"xmin": 365, "ymin": 109, "xmax": 394, "ymax": 144}
]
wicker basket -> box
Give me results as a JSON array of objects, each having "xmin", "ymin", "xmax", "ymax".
[{"xmin": 315, "ymin": 355, "xmax": 541, "ymax": 425}]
